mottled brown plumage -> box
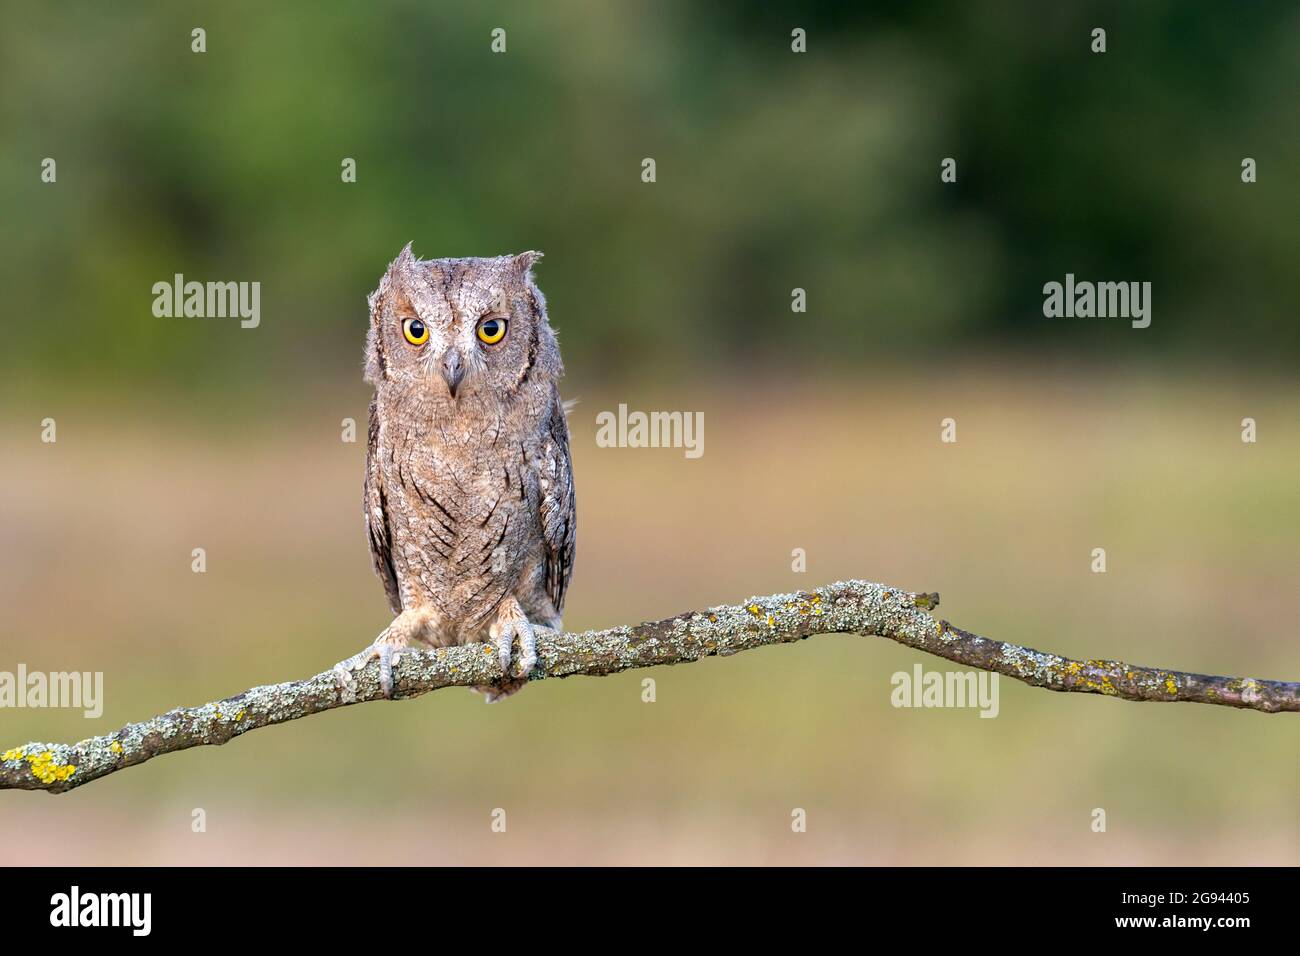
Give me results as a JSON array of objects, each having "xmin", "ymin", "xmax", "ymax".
[{"xmin": 334, "ymin": 244, "xmax": 575, "ymax": 701}]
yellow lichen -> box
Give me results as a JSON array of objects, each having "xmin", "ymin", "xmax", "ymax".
[
  {"xmin": 2, "ymin": 747, "xmax": 24, "ymax": 762},
  {"xmin": 747, "ymin": 604, "xmax": 762, "ymax": 616},
  {"xmin": 26, "ymin": 750, "xmax": 76, "ymax": 784},
  {"xmin": 1164, "ymin": 677, "xmax": 1177, "ymax": 695},
  {"xmin": 110, "ymin": 741, "xmax": 124, "ymax": 754}
]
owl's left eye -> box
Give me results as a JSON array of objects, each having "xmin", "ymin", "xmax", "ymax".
[
  {"xmin": 402, "ymin": 317, "xmax": 429, "ymax": 346},
  {"xmin": 476, "ymin": 316, "xmax": 507, "ymax": 345}
]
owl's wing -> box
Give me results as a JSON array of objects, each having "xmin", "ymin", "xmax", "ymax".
[
  {"xmin": 364, "ymin": 396, "xmax": 403, "ymax": 615},
  {"xmin": 538, "ymin": 391, "xmax": 577, "ymax": 615}
]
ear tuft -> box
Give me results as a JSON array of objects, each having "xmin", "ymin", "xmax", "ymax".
[
  {"xmin": 377, "ymin": 242, "xmax": 416, "ymax": 287},
  {"xmin": 512, "ymin": 250, "xmax": 544, "ymax": 278},
  {"xmin": 392, "ymin": 241, "xmax": 416, "ymax": 270}
]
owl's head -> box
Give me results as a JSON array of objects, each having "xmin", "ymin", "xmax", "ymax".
[{"xmin": 364, "ymin": 243, "xmax": 560, "ymax": 402}]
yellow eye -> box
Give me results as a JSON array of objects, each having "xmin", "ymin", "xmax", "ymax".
[
  {"xmin": 477, "ymin": 316, "xmax": 507, "ymax": 344},
  {"xmin": 402, "ymin": 317, "xmax": 429, "ymax": 345}
]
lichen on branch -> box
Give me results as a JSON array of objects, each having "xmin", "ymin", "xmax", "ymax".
[{"xmin": 2, "ymin": 579, "xmax": 1295, "ymax": 794}]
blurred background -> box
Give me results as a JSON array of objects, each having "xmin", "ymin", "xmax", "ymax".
[{"xmin": 1, "ymin": 1, "xmax": 1296, "ymax": 864}]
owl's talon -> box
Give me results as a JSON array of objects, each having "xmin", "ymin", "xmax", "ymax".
[
  {"xmin": 377, "ymin": 644, "xmax": 401, "ymax": 698},
  {"xmin": 333, "ymin": 612, "xmax": 429, "ymax": 700},
  {"xmin": 522, "ymin": 623, "xmax": 558, "ymax": 676},
  {"xmin": 518, "ymin": 623, "xmax": 537, "ymax": 676},
  {"xmin": 491, "ymin": 615, "xmax": 536, "ymax": 678},
  {"xmin": 333, "ymin": 648, "xmax": 374, "ymax": 688},
  {"xmin": 332, "ymin": 642, "xmax": 399, "ymax": 698},
  {"xmin": 476, "ymin": 602, "xmax": 542, "ymax": 701}
]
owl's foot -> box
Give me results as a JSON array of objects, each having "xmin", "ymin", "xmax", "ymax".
[
  {"xmin": 490, "ymin": 598, "xmax": 539, "ymax": 677},
  {"xmin": 471, "ymin": 604, "xmax": 554, "ymax": 703},
  {"xmin": 333, "ymin": 608, "xmax": 430, "ymax": 699},
  {"xmin": 333, "ymin": 640, "xmax": 405, "ymax": 700}
]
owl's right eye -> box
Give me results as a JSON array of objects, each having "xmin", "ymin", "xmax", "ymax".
[{"xmin": 402, "ymin": 317, "xmax": 429, "ymax": 346}]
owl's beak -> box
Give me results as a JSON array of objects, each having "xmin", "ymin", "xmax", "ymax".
[{"xmin": 440, "ymin": 349, "xmax": 465, "ymax": 398}]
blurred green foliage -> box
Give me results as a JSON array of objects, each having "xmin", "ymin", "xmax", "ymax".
[{"xmin": 2, "ymin": 0, "xmax": 1297, "ymax": 391}]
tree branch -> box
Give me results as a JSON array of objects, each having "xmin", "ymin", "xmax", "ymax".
[{"xmin": 3, "ymin": 579, "xmax": 1295, "ymax": 793}]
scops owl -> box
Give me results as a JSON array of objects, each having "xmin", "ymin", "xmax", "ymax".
[{"xmin": 334, "ymin": 244, "xmax": 575, "ymax": 702}]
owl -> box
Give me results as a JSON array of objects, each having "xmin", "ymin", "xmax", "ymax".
[{"xmin": 334, "ymin": 244, "xmax": 575, "ymax": 702}]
